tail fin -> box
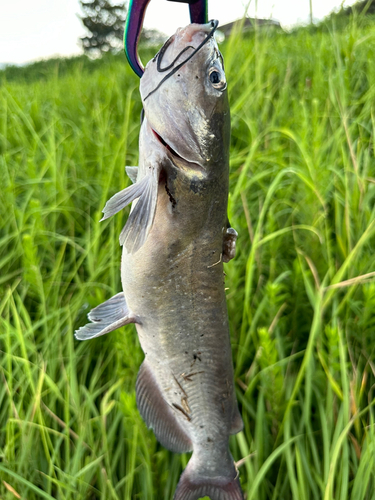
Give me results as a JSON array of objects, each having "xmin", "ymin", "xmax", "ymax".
[{"xmin": 174, "ymin": 451, "xmax": 244, "ymax": 500}]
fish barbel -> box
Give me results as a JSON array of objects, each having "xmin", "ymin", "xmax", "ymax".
[{"xmin": 76, "ymin": 21, "xmax": 244, "ymax": 500}]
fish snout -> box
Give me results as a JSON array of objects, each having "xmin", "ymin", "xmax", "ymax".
[{"xmin": 177, "ymin": 20, "xmax": 218, "ymax": 44}]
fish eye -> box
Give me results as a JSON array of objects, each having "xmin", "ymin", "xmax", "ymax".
[
  {"xmin": 210, "ymin": 71, "xmax": 220, "ymax": 84},
  {"xmin": 208, "ymin": 67, "xmax": 226, "ymax": 91}
]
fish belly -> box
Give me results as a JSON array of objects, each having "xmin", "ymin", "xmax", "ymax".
[{"xmin": 122, "ymin": 226, "xmax": 239, "ymax": 446}]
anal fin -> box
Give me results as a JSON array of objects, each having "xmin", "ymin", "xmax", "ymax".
[
  {"xmin": 75, "ymin": 292, "xmax": 137, "ymax": 340},
  {"xmin": 136, "ymin": 361, "xmax": 193, "ymax": 453}
]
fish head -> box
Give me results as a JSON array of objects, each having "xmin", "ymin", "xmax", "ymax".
[{"xmin": 140, "ymin": 21, "xmax": 230, "ymax": 171}]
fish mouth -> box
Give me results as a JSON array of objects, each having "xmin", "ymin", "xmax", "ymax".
[{"xmin": 151, "ymin": 128, "xmax": 205, "ymax": 172}]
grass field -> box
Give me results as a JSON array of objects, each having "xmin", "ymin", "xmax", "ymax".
[{"xmin": 1, "ymin": 14, "xmax": 375, "ymax": 500}]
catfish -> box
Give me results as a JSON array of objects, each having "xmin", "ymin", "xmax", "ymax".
[{"xmin": 76, "ymin": 21, "xmax": 244, "ymax": 500}]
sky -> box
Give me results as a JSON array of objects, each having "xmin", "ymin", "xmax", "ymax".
[{"xmin": 1, "ymin": 0, "xmax": 356, "ymax": 65}]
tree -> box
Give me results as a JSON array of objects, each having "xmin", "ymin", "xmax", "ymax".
[
  {"xmin": 80, "ymin": 0, "xmax": 127, "ymax": 56},
  {"xmin": 337, "ymin": 0, "xmax": 375, "ymax": 17}
]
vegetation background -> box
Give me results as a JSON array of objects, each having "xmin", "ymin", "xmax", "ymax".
[{"xmin": 1, "ymin": 10, "xmax": 375, "ymax": 500}]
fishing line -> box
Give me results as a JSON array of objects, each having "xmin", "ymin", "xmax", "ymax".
[
  {"xmin": 157, "ymin": 42, "xmax": 193, "ymax": 72},
  {"xmin": 143, "ymin": 19, "xmax": 218, "ymax": 101}
]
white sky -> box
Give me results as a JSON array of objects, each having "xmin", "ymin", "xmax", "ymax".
[{"xmin": 1, "ymin": 0, "xmax": 355, "ymax": 65}]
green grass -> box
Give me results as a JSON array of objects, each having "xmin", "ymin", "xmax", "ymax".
[{"xmin": 2, "ymin": 16, "xmax": 375, "ymax": 500}]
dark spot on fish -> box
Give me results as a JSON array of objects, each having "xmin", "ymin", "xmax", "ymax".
[
  {"xmin": 193, "ymin": 352, "xmax": 202, "ymax": 362},
  {"xmin": 200, "ymin": 334, "xmax": 204, "ymax": 337},
  {"xmin": 185, "ymin": 351, "xmax": 188, "ymax": 354},
  {"xmin": 189, "ymin": 175, "xmax": 203, "ymax": 194},
  {"xmin": 200, "ymin": 425, "xmax": 204, "ymax": 429},
  {"xmin": 207, "ymin": 437, "xmax": 212, "ymax": 443},
  {"xmin": 168, "ymin": 167, "xmax": 177, "ymax": 182},
  {"xmin": 159, "ymin": 168, "xmax": 167, "ymax": 184},
  {"xmin": 195, "ymin": 75, "xmax": 199, "ymax": 79},
  {"xmin": 165, "ymin": 181, "xmax": 177, "ymax": 208}
]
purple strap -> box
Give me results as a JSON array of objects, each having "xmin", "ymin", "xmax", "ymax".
[{"xmin": 125, "ymin": 0, "xmax": 208, "ymax": 77}]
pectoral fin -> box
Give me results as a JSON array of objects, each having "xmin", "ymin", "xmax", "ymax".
[
  {"xmin": 101, "ymin": 165, "xmax": 160, "ymax": 254},
  {"xmin": 136, "ymin": 361, "xmax": 193, "ymax": 453},
  {"xmin": 125, "ymin": 166, "xmax": 138, "ymax": 184},
  {"xmin": 119, "ymin": 167, "xmax": 159, "ymax": 253},
  {"xmin": 101, "ymin": 175, "xmax": 149, "ymax": 221},
  {"xmin": 75, "ymin": 292, "xmax": 137, "ymax": 340}
]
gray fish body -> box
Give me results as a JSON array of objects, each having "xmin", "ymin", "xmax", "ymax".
[
  {"xmin": 122, "ymin": 117, "xmax": 240, "ymax": 445},
  {"xmin": 76, "ymin": 22, "xmax": 243, "ymax": 500}
]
